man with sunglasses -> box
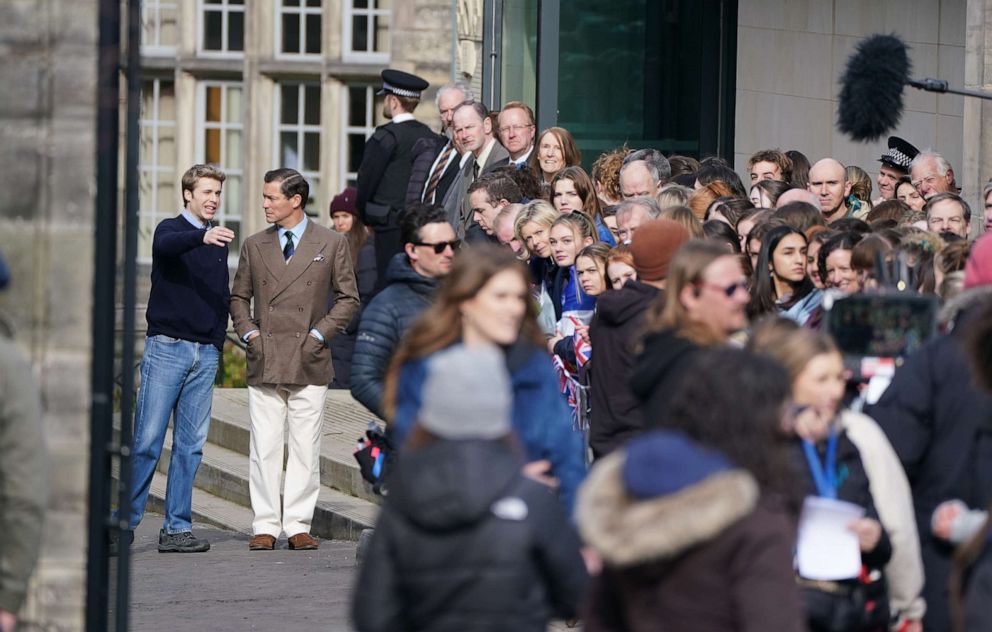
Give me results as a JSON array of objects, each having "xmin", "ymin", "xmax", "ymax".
[{"xmin": 351, "ymin": 204, "xmax": 457, "ymax": 419}]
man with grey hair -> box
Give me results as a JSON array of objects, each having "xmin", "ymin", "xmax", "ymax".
[
  {"xmin": 615, "ymin": 196, "xmax": 662, "ymax": 243},
  {"xmin": 406, "ymin": 81, "xmax": 475, "ymax": 207},
  {"xmin": 619, "ymin": 149, "xmax": 671, "ymax": 199},
  {"xmin": 910, "ymin": 150, "xmax": 958, "ymax": 201}
]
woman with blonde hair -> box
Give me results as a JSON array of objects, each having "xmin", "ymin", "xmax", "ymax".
[
  {"xmin": 385, "ymin": 244, "xmax": 586, "ymax": 512},
  {"xmin": 659, "ymin": 205, "xmax": 704, "ymax": 239},
  {"xmin": 749, "ymin": 318, "xmax": 923, "ymax": 632}
]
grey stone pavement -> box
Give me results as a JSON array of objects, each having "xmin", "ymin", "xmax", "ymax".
[
  {"xmin": 124, "ymin": 513, "xmax": 359, "ymax": 631},
  {"xmin": 123, "ymin": 513, "xmax": 576, "ymax": 631}
]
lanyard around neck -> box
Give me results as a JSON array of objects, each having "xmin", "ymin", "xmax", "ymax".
[{"xmin": 802, "ymin": 430, "xmax": 839, "ymax": 499}]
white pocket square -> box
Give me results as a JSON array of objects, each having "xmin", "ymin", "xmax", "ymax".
[{"xmin": 313, "ymin": 254, "xmax": 325, "ymax": 262}]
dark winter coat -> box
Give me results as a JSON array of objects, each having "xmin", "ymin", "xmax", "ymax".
[
  {"xmin": 351, "ymin": 439, "xmax": 588, "ymax": 632},
  {"xmin": 392, "ymin": 341, "xmax": 587, "ymax": 514},
  {"xmin": 330, "ymin": 237, "xmax": 378, "ymax": 389},
  {"xmin": 865, "ymin": 287, "xmax": 992, "ymax": 631},
  {"xmin": 587, "ymin": 281, "xmax": 660, "ymax": 458},
  {"xmin": 350, "ymin": 253, "xmax": 439, "ymax": 418},
  {"xmin": 629, "ymin": 326, "xmax": 703, "ymax": 428},
  {"xmin": 577, "ymin": 432, "xmax": 805, "ymax": 632}
]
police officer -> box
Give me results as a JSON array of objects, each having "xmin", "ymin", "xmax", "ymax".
[{"xmin": 357, "ymin": 69, "xmax": 435, "ymax": 291}]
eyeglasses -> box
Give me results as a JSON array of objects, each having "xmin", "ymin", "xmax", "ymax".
[
  {"xmin": 499, "ymin": 124, "xmax": 534, "ymax": 135},
  {"xmin": 696, "ymin": 279, "xmax": 748, "ymax": 297},
  {"xmin": 414, "ymin": 239, "xmax": 461, "ymax": 254}
]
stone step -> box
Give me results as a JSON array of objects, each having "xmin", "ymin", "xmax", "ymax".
[
  {"xmin": 157, "ymin": 427, "xmax": 378, "ymax": 541},
  {"xmin": 209, "ymin": 388, "xmax": 382, "ymax": 504},
  {"xmin": 144, "ymin": 469, "xmax": 254, "ymax": 536}
]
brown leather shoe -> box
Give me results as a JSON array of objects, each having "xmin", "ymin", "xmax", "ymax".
[
  {"xmin": 248, "ymin": 534, "xmax": 276, "ymax": 551},
  {"xmin": 288, "ymin": 533, "xmax": 319, "ymax": 550}
]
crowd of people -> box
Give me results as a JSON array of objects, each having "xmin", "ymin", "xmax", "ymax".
[
  {"xmin": 111, "ymin": 65, "xmax": 992, "ymax": 632},
  {"xmin": 343, "ymin": 71, "xmax": 992, "ymax": 632}
]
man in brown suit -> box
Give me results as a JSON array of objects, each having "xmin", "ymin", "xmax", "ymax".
[{"xmin": 230, "ymin": 168, "xmax": 359, "ymax": 551}]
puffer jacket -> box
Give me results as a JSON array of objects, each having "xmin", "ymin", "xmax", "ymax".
[
  {"xmin": 351, "ymin": 439, "xmax": 588, "ymax": 632},
  {"xmin": 587, "ymin": 281, "xmax": 660, "ymax": 458},
  {"xmin": 392, "ymin": 340, "xmax": 587, "ymax": 514},
  {"xmin": 330, "ymin": 238, "xmax": 378, "ymax": 389},
  {"xmin": 577, "ymin": 430, "xmax": 805, "ymax": 632},
  {"xmin": 865, "ymin": 286, "xmax": 992, "ymax": 631},
  {"xmin": 350, "ymin": 253, "xmax": 439, "ymax": 418}
]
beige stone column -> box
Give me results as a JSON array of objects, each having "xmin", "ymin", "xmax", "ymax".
[{"xmin": 964, "ymin": 0, "xmax": 992, "ymax": 235}]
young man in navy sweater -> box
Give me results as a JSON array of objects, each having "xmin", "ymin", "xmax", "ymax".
[{"xmin": 125, "ymin": 164, "xmax": 234, "ymax": 553}]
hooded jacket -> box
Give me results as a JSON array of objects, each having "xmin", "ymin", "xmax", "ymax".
[
  {"xmin": 865, "ymin": 286, "xmax": 992, "ymax": 631},
  {"xmin": 351, "ymin": 253, "xmax": 439, "ymax": 418},
  {"xmin": 629, "ymin": 327, "xmax": 702, "ymax": 428},
  {"xmin": 587, "ymin": 281, "xmax": 660, "ymax": 458},
  {"xmin": 577, "ymin": 431, "xmax": 804, "ymax": 632},
  {"xmin": 351, "ymin": 440, "xmax": 587, "ymax": 632}
]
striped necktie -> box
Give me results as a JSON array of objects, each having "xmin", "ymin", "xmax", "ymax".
[
  {"xmin": 423, "ymin": 142, "xmax": 455, "ymax": 203},
  {"xmin": 283, "ymin": 232, "xmax": 295, "ymax": 261}
]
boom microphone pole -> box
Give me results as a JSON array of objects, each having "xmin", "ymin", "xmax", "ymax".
[{"xmin": 837, "ymin": 34, "xmax": 992, "ymax": 143}]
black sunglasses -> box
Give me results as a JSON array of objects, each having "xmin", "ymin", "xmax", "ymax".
[
  {"xmin": 696, "ymin": 280, "xmax": 748, "ymax": 297},
  {"xmin": 414, "ymin": 239, "xmax": 461, "ymax": 254}
]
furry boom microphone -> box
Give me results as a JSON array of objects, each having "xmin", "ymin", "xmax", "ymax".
[{"xmin": 837, "ymin": 34, "xmax": 992, "ymax": 143}]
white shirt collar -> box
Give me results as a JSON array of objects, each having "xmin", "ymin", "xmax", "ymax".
[
  {"xmin": 181, "ymin": 209, "xmax": 208, "ymax": 229},
  {"xmin": 391, "ymin": 112, "xmax": 415, "ymax": 124}
]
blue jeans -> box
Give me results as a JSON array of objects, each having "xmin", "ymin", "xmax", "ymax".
[{"xmin": 127, "ymin": 335, "xmax": 219, "ymax": 533}]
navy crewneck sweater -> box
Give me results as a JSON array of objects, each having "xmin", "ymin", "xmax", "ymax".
[{"xmin": 146, "ymin": 215, "xmax": 230, "ymax": 350}]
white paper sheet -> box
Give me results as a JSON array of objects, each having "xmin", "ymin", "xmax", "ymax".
[{"xmin": 796, "ymin": 496, "xmax": 866, "ymax": 581}]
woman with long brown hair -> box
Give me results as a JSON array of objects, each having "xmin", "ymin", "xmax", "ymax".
[
  {"xmin": 384, "ymin": 244, "xmax": 586, "ymax": 512},
  {"xmin": 551, "ymin": 166, "xmax": 616, "ymax": 245},
  {"xmin": 529, "ymin": 126, "xmax": 581, "ymax": 185}
]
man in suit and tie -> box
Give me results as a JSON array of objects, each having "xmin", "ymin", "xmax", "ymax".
[
  {"xmin": 230, "ymin": 168, "xmax": 359, "ymax": 551},
  {"xmin": 443, "ymin": 100, "xmax": 510, "ymax": 239},
  {"xmin": 405, "ymin": 81, "xmax": 474, "ymax": 208}
]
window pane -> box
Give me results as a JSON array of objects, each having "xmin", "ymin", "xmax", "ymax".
[
  {"xmin": 141, "ymin": 83, "xmax": 156, "ymax": 119},
  {"xmin": 281, "ymin": 131, "xmax": 299, "ymax": 168},
  {"xmin": 225, "ymin": 130, "xmax": 241, "ymax": 167},
  {"xmin": 139, "ymin": 124, "xmax": 155, "ymax": 163},
  {"xmin": 227, "ymin": 87, "xmax": 242, "ymax": 122},
  {"xmin": 303, "ymin": 133, "xmax": 320, "ymax": 172},
  {"xmin": 204, "ymin": 10, "xmax": 223, "ymax": 50},
  {"xmin": 373, "ymin": 14, "xmax": 389, "ymax": 53},
  {"xmin": 205, "ymin": 0, "xmax": 222, "ymax": 4},
  {"xmin": 206, "ymin": 86, "xmax": 222, "ymax": 122},
  {"xmin": 354, "ymin": 0, "xmax": 369, "ymax": 8},
  {"xmin": 159, "ymin": 82, "xmax": 176, "ymax": 119},
  {"xmin": 348, "ymin": 134, "xmax": 365, "ymax": 172},
  {"xmin": 226, "ymin": 220, "xmax": 241, "ymax": 252},
  {"xmin": 205, "ymin": 128, "xmax": 221, "ymax": 164},
  {"xmin": 348, "ymin": 87, "xmax": 366, "ymax": 126},
  {"xmin": 304, "ymin": 85, "xmax": 320, "ymax": 125},
  {"xmin": 229, "ymin": 11, "xmax": 245, "ymax": 51},
  {"xmin": 352, "ymin": 16, "xmax": 368, "ymax": 51},
  {"xmin": 281, "ymin": 85, "xmax": 299, "ymax": 124},
  {"xmin": 158, "ymin": 126, "xmax": 176, "ymax": 165},
  {"xmin": 306, "ymin": 0, "xmax": 321, "ymax": 6},
  {"xmin": 142, "ymin": 8, "xmax": 157, "ymax": 47},
  {"xmin": 305, "ymin": 14, "xmax": 321, "ymax": 55},
  {"xmin": 223, "ymin": 177, "xmax": 241, "ymax": 216},
  {"xmin": 160, "ymin": 7, "xmax": 178, "ymax": 47},
  {"xmin": 158, "ymin": 179, "xmax": 176, "ymax": 215},
  {"xmin": 281, "ymin": 13, "xmax": 300, "ymax": 54},
  {"xmin": 283, "ymin": 0, "xmax": 300, "ymax": 6}
]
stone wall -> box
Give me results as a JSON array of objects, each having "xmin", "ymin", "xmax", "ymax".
[{"xmin": 0, "ymin": 0, "xmax": 96, "ymax": 630}]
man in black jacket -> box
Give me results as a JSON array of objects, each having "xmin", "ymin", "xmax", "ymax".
[
  {"xmin": 357, "ymin": 69, "xmax": 435, "ymax": 291},
  {"xmin": 350, "ymin": 204, "xmax": 456, "ymax": 418},
  {"xmin": 587, "ymin": 219, "xmax": 689, "ymax": 458},
  {"xmin": 866, "ymin": 235, "xmax": 992, "ymax": 631}
]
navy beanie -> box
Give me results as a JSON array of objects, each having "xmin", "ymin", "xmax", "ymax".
[{"xmin": 622, "ymin": 430, "xmax": 732, "ymax": 500}]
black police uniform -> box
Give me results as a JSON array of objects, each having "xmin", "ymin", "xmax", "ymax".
[{"xmin": 356, "ymin": 70, "xmax": 435, "ymax": 291}]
